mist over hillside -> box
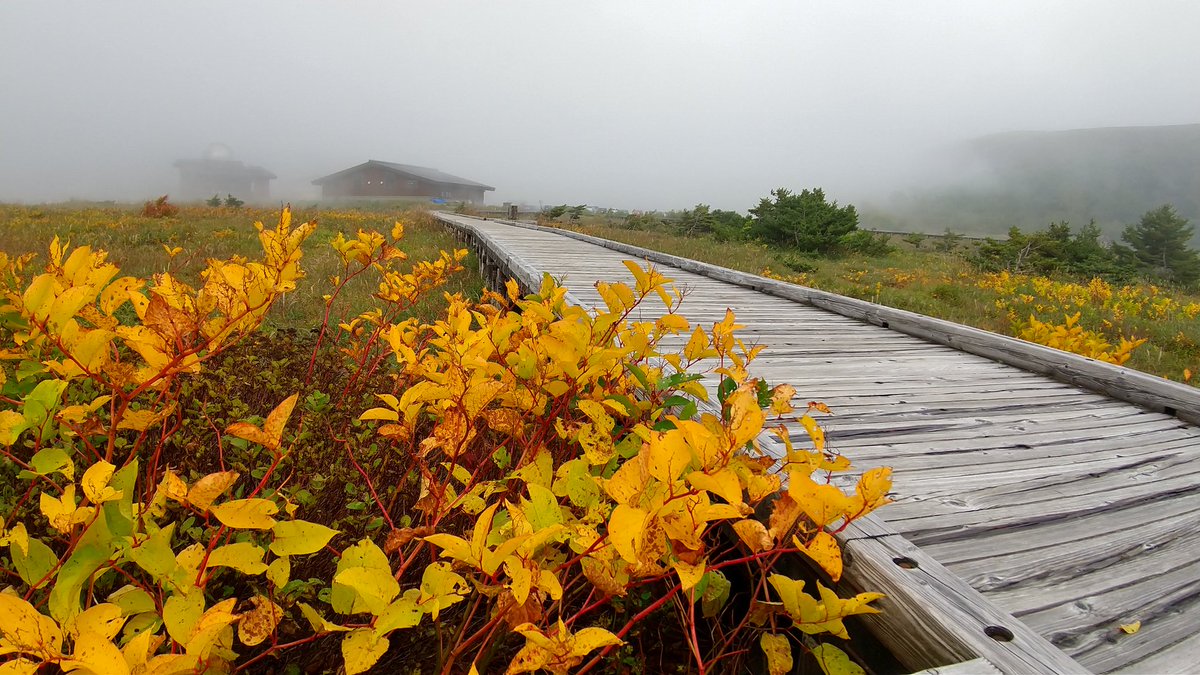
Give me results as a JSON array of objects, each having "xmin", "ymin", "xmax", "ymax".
[{"xmin": 865, "ymin": 123, "xmax": 1200, "ymax": 244}]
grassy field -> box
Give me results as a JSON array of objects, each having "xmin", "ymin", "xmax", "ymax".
[
  {"xmin": 0, "ymin": 203, "xmax": 482, "ymax": 329},
  {"xmin": 553, "ymin": 217, "xmax": 1200, "ymax": 385}
]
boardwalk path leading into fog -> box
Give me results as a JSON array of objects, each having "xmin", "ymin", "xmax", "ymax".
[{"xmin": 434, "ymin": 213, "xmax": 1200, "ymax": 675}]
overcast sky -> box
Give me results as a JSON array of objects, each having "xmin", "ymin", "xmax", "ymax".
[{"xmin": 2, "ymin": 1, "xmax": 1198, "ymax": 210}]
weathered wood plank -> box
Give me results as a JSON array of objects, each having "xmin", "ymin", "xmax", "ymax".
[
  {"xmin": 1114, "ymin": 628, "xmax": 1200, "ymax": 674},
  {"xmin": 841, "ymin": 533, "xmax": 1089, "ymax": 674},
  {"xmin": 926, "ymin": 492, "xmax": 1200, "ymax": 570},
  {"xmin": 912, "ymin": 658, "xmax": 1005, "ymax": 675},
  {"xmin": 468, "ymin": 215, "xmax": 1200, "ymax": 424}
]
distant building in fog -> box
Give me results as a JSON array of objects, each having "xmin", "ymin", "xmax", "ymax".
[
  {"xmin": 312, "ymin": 160, "xmax": 494, "ymax": 203},
  {"xmin": 173, "ymin": 143, "xmax": 275, "ymax": 202}
]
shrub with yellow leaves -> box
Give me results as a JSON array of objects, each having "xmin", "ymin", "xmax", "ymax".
[{"xmin": 0, "ymin": 209, "xmax": 893, "ymax": 674}]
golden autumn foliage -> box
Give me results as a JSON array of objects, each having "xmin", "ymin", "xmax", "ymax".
[{"xmin": 0, "ymin": 209, "xmax": 892, "ymax": 674}]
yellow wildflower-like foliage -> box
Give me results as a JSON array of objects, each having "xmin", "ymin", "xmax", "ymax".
[{"xmin": 0, "ymin": 210, "xmax": 891, "ymax": 675}]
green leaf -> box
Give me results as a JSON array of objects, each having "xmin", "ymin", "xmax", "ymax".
[
  {"xmin": 22, "ymin": 379, "xmax": 68, "ymax": 436},
  {"xmin": 15, "ymin": 359, "xmax": 47, "ymax": 382},
  {"xmin": 701, "ymin": 570, "xmax": 731, "ymax": 619},
  {"xmin": 492, "ymin": 446, "xmax": 511, "ymax": 470},
  {"xmin": 49, "ymin": 544, "xmax": 109, "ymax": 624},
  {"xmin": 128, "ymin": 523, "xmax": 179, "ymax": 582},
  {"xmin": 658, "ymin": 371, "xmax": 704, "ymax": 392},
  {"xmin": 11, "ymin": 531, "xmax": 58, "ymax": 587},
  {"xmin": 108, "ymin": 585, "xmax": 157, "ymax": 617},
  {"xmin": 553, "ymin": 458, "xmax": 600, "ymax": 509},
  {"xmin": 625, "ymin": 363, "xmax": 652, "ymax": 392},
  {"xmin": 163, "ymin": 590, "xmax": 205, "ymax": 646},
  {"xmin": 27, "ymin": 447, "xmax": 74, "ymax": 480},
  {"xmin": 717, "ymin": 376, "xmax": 737, "ymax": 409},
  {"xmin": 523, "ymin": 484, "xmax": 564, "ymax": 531}
]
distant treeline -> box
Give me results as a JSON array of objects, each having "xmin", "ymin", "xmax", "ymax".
[{"xmin": 865, "ymin": 123, "xmax": 1200, "ymax": 246}]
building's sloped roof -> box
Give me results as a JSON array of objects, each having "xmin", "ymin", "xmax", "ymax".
[{"xmin": 311, "ymin": 160, "xmax": 494, "ymax": 190}]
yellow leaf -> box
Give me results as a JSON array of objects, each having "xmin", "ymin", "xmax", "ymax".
[
  {"xmin": 120, "ymin": 625, "xmax": 157, "ymax": 670},
  {"xmin": 359, "ymin": 407, "xmax": 399, "ymax": 422},
  {"xmin": 266, "ymin": 556, "xmax": 290, "ymax": 587},
  {"xmin": 768, "ymin": 384, "xmax": 797, "ymax": 416},
  {"xmin": 608, "ymin": 504, "xmax": 648, "ymax": 563},
  {"xmin": 262, "ymin": 393, "xmax": 299, "ymax": 450},
  {"xmin": 186, "ymin": 471, "xmax": 239, "ymax": 512},
  {"xmin": 850, "ymin": 467, "xmax": 893, "ymax": 517},
  {"xmin": 567, "ymin": 626, "xmax": 623, "ymax": 658},
  {"xmin": 506, "ymin": 557, "xmax": 533, "ymax": 605},
  {"xmin": 68, "ymin": 629, "xmax": 130, "ymax": 675},
  {"xmin": 684, "ymin": 326, "xmax": 713, "ymax": 361},
  {"xmin": 373, "ymin": 590, "xmax": 422, "ymax": 636},
  {"xmin": 237, "ymin": 596, "xmax": 283, "ymax": 647},
  {"xmin": 81, "ymin": 460, "xmax": 122, "ymax": 504},
  {"xmin": 799, "ymin": 414, "xmax": 825, "ymax": 451},
  {"xmin": 732, "ymin": 519, "xmax": 773, "ymax": 553},
  {"xmin": 115, "ymin": 408, "xmax": 164, "ymax": 432},
  {"xmin": 139, "ymin": 653, "xmax": 200, "ymax": 675},
  {"xmin": 796, "ymin": 531, "xmax": 844, "ymax": 582},
  {"xmin": 342, "ymin": 628, "xmax": 390, "ymax": 675},
  {"xmin": 687, "ymin": 468, "xmax": 743, "ymax": 506},
  {"xmin": 206, "ymin": 542, "xmax": 268, "ymax": 575},
  {"xmin": 646, "ymin": 431, "xmax": 691, "ymax": 483},
  {"xmin": 270, "ymin": 519, "xmax": 339, "ymax": 556},
  {"xmin": 810, "ymin": 643, "xmax": 865, "ymax": 675},
  {"xmin": 40, "ymin": 485, "xmax": 93, "ymax": 534},
  {"xmin": 1120, "ymin": 620, "xmax": 1141, "ymax": 635},
  {"xmin": 672, "ymin": 558, "xmax": 706, "ymax": 592},
  {"xmin": 210, "ymin": 498, "xmax": 279, "ymax": 530},
  {"xmin": 185, "ymin": 598, "xmax": 239, "ymax": 658},
  {"xmin": 417, "ymin": 562, "xmax": 469, "ymax": 620},
  {"xmin": 0, "ymin": 410, "xmax": 27, "ymax": 446},
  {"xmin": 604, "ymin": 454, "xmax": 649, "ymax": 506},
  {"xmin": 759, "ymin": 633, "xmax": 793, "ymax": 675},
  {"xmin": 789, "ymin": 474, "xmax": 851, "ymax": 529},
  {"xmin": 297, "ymin": 602, "xmax": 349, "ymax": 634},
  {"xmin": 331, "ymin": 539, "xmax": 399, "ymax": 616},
  {"xmin": 768, "ymin": 494, "xmax": 803, "ymax": 543},
  {"xmin": 727, "ymin": 389, "xmax": 765, "ymax": 449},
  {"xmin": 0, "ymin": 592, "xmax": 63, "ymax": 659},
  {"xmin": 657, "ymin": 313, "xmax": 689, "ymax": 332},
  {"xmin": 68, "ymin": 602, "xmax": 125, "ymax": 641}
]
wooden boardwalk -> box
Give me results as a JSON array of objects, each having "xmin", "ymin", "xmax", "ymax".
[{"xmin": 434, "ymin": 213, "xmax": 1200, "ymax": 674}]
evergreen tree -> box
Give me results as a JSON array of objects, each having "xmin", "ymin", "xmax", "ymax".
[
  {"xmin": 748, "ymin": 188, "xmax": 859, "ymax": 253},
  {"xmin": 1119, "ymin": 205, "xmax": 1200, "ymax": 286}
]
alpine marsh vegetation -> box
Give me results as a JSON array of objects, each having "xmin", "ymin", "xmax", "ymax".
[{"xmin": 0, "ymin": 205, "xmax": 894, "ymax": 674}]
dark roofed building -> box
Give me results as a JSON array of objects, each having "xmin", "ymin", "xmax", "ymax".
[
  {"xmin": 312, "ymin": 160, "xmax": 494, "ymax": 203},
  {"xmin": 174, "ymin": 144, "xmax": 274, "ymax": 202}
]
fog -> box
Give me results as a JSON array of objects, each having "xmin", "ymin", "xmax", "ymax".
[{"xmin": 2, "ymin": 1, "xmax": 1199, "ymax": 214}]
